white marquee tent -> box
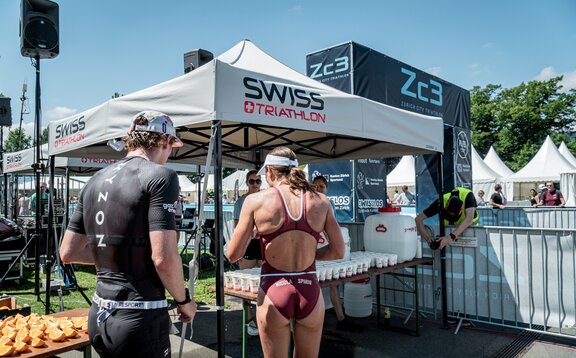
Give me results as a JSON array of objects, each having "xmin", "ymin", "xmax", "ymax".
[
  {"xmin": 508, "ymin": 136, "xmax": 576, "ymax": 183},
  {"xmin": 483, "ymin": 146, "xmax": 514, "ymax": 177},
  {"xmin": 560, "ymin": 171, "xmax": 576, "ymax": 206},
  {"xmin": 471, "ymin": 145, "xmax": 505, "ymax": 196},
  {"xmin": 559, "ymin": 141, "xmax": 576, "ymax": 168},
  {"xmin": 45, "ymin": 40, "xmax": 445, "ymax": 351},
  {"xmin": 386, "ymin": 155, "xmax": 415, "ymax": 187}
]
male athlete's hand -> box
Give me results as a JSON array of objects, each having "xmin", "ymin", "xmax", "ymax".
[{"xmin": 178, "ymin": 301, "xmax": 197, "ymax": 323}]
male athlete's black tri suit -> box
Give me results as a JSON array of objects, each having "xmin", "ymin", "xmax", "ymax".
[{"xmin": 68, "ymin": 156, "xmax": 180, "ymax": 357}]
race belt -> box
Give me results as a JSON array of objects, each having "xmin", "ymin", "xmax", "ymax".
[
  {"xmin": 92, "ymin": 294, "xmax": 168, "ymax": 310},
  {"xmin": 93, "ymin": 293, "xmax": 168, "ymax": 325}
]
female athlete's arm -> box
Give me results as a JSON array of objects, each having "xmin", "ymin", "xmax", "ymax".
[
  {"xmin": 227, "ymin": 195, "xmax": 257, "ymax": 263},
  {"xmin": 316, "ymin": 199, "xmax": 345, "ymax": 261}
]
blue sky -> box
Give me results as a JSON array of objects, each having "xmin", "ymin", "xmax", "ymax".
[{"xmin": 1, "ymin": 0, "xmax": 575, "ymax": 140}]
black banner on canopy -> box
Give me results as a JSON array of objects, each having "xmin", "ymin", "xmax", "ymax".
[
  {"xmin": 308, "ymin": 161, "xmax": 354, "ymax": 222},
  {"xmin": 354, "ymin": 158, "xmax": 387, "ymax": 222},
  {"xmin": 306, "ymin": 43, "xmax": 352, "ymax": 93},
  {"xmin": 306, "ymin": 42, "xmax": 472, "ymax": 211}
]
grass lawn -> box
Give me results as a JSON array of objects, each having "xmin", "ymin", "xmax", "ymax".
[{"xmin": 1, "ymin": 256, "xmax": 219, "ymax": 315}]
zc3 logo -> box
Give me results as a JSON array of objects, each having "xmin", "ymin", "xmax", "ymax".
[
  {"xmin": 309, "ymin": 56, "xmax": 350, "ymax": 79},
  {"xmin": 400, "ymin": 67, "xmax": 443, "ymax": 107}
]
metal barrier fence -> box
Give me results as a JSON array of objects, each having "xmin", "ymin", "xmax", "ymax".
[
  {"xmin": 477, "ymin": 207, "xmax": 576, "ymax": 229},
  {"xmin": 374, "ymin": 226, "xmax": 576, "ymax": 340}
]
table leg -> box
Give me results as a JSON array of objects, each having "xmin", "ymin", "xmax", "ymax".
[
  {"xmin": 376, "ymin": 274, "xmax": 381, "ymax": 326},
  {"xmin": 415, "ymin": 265, "xmax": 420, "ymax": 337},
  {"xmin": 242, "ymin": 300, "xmax": 248, "ymax": 358},
  {"xmin": 83, "ymin": 345, "xmax": 92, "ymax": 358}
]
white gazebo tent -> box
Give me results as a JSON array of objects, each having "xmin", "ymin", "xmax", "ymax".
[
  {"xmin": 483, "ymin": 146, "xmax": 514, "ymax": 177},
  {"xmin": 47, "ymin": 40, "xmax": 444, "ymax": 353},
  {"xmin": 471, "ymin": 145, "xmax": 503, "ymax": 197},
  {"xmin": 387, "ymin": 155, "xmax": 415, "ymax": 187},
  {"xmin": 559, "ymin": 142, "xmax": 576, "ymax": 168},
  {"xmin": 560, "ymin": 171, "xmax": 576, "ymax": 206},
  {"xmin": 507, "ymin": 136, "xmax": 576, "ymax": 199}
]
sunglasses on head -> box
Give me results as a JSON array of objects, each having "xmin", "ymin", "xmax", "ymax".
[{"xmin": 248, "ymin": 179, "xmax": 262, "ymax": 185}]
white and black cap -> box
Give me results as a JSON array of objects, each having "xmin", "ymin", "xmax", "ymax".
[{"xmin": 129, "ymin": 110, "xmax": 183, "ymax": 148}]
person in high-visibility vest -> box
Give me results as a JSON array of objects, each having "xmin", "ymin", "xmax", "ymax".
[{"xmin": 415, "ymin": 187, "xmax": 478, "ymax": 250}]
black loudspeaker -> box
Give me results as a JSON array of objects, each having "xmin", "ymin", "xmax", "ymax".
[
  {"xmin": 184, "ymin": 49, "xmax": 213, "ymax": 73},
  {"xmin": 20, "ymin": 0, "xmax": 59, "ymax": 59},
  {"xmin": 0, "ymin": 97, "xmax": 12, "ymax": 127}
]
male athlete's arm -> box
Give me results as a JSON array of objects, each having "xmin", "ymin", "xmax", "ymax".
[
  {"xmin": 150, "ymin": 230, "xmax": 196, "ymax": 323},
  {"xmin": 60, "ymin": 190, "xmax": 94, "ymax": 264},
  {"xmin": 60, "ymin": 230, "xmax": 94, "ymax": 264}
]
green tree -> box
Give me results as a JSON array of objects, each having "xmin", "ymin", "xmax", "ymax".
[
  {"xmin": 471, "ymin": 77, "xmax": 576, "ymax": 171},
  {"xmin": 31, "ymin": 127, "xmax": 49, "ymax": 146},
  {"xmin": 3, "ymin": 128, "xmax": 32, "ymax": 152}
]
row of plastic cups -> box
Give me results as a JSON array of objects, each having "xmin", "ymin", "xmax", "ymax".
[
  {"xmin": 350, "ymin": 251, "xmax": 398, "ymax": 268},
  {"xmin": 224, "ymin": 271, "xmax": 260, "ymax": 293},
  {"xmin": 316, "ymin": 258, "xmax": 371, "ymax": 282}
]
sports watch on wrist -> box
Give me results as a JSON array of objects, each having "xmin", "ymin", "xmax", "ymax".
[
  {"xmin": 174, "ymin": 288, "xmax": 192, "ymax": 305},
  {"xmin": 449, "ymin": 233, "xmax": 457, "ymax": 242}
]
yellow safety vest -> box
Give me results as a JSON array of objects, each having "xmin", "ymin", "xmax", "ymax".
[{"xmin": 442, "ymin": 187, "xmax": 478, "ymax": 225}]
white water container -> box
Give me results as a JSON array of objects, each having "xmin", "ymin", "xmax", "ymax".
[
  {"xmin": 363, "ymin": 207, "xmax": 417, "ymax": 263},
  {"xmin": 317, "ymin": 227, "xmax": 351, "ymax": 261},
  {"xmin": 322, "ymin": 287, "xmax": 333, "ymax": 310},
  {"xmin": 341, "ymin": 227, "xmax": 351, "ymax": 261},
  {"xmin": 343, "ymin": 278, "xmax": 373, "ymax": 318}
]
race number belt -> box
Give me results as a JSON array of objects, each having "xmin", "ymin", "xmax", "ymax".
[{"xmin": 93, "ymin": 293, "xmax": 168, "ymax": 324}]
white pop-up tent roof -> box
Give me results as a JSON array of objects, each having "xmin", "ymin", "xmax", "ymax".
[
  {"xmin": 472, "ymin": 145, "xmax": 502, "ymax": 183},
  {"xmin": 48, "ymin": 40, "xmax": 443, "ymax": 165},
  {"xmin": 559, "ymin": 142, "xmax": 576, "ymax": 168},
  {"xmin": 471, "ymin": 145, "xmax": 507, "ymax": 196},
  {"xmin": 483, "ymin": 146, "xmax": 514, "ymax": 177},
  {"xmin": 508, "ymin": 136, "xmax": 576, "ymax": 182},
  {"xmin": 3, "ymin": 145, "xmax": 199, "ymax": 174},
  {"xmin": 386, "ymin": 155, "xmax": 415, "ymax": 187}
]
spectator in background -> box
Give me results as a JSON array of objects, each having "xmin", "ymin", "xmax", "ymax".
[
  {"xmin": 19, "ymin": 192, "xmax": 30, "ymax": 216},
  {"xmin": 398, "ymin": 185, "xmax": 415, "ymax": 205},
  {"xmin": 476, "ymin": 190, "xmax": 488, "ymax": 206},
  {"xmin": 529, "ymin": 189, "xmax": 539, "ymax": 207},
  {"xmin": 537, "ymin": 183, "xmax": 547, "ymax": 202},
  {"xmin": 392, "ymin": 189, "xmax": 400, "ymax": 204},
  {"xmin": 29, "ymin": 183, "xmax": 49, "ymax": 215},
  {"xmin": 489, "ymin": 184, "xmax": 507, "ymax": 209},
  {"xmin": 537, "ymin": 182, "xmax": 566, "ymax": 207},
  {"xmin": 233, "ymin": 169, "xmax": 263, "ymax": 337}
]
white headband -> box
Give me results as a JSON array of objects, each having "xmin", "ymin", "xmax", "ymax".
[{"xmin": 256, "ymin": 154, "xmax": 299, "ymax": 176}]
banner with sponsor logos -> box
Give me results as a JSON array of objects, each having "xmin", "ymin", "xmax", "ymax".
[
  {"xmin": 308, "ymin": 161, "xmax": 354, "ymax": 223},
  {"xmin": 306, "ymin": 41, "xmax": 470, "ymax": 210},
  {"xmin": 306, "ymin": 42, "xmax": 352, "ymax": 92},
  {"xmin": 354, "ymin": 158, "xmax": 387, "ymax": 222}
]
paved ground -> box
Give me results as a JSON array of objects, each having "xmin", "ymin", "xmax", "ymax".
[{"xmin": 59, "ymin": 298, "xmax": 576, "ymax": 357}]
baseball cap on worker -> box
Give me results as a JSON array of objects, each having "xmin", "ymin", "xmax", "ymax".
[
  {"xmin": 443, "ymin": 195, "xmax": 463, "ymax": 222},
  {"xmin": 129, "ymin": 110, "xmax": 183, "ymax": 148},
  {"xmin": 256, "ymin": 154, "xmax": 299, "ymax": 176}
]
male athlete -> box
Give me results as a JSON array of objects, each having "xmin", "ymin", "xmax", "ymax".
[{"xmin": 60, "ymin": 111, "xmax": 196, "ymax": 357}]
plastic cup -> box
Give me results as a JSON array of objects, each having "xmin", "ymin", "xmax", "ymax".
[
  {"xmin": 319, "ymin": 268, "xmax": 326, "ymax": 282},
  {"xmin": 325, "ymin": 267, "xmax": 333, "ymax": 281},
  {"xmin": 249, "ymin": 277, "xmax": 260, "ymax": 294}
]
